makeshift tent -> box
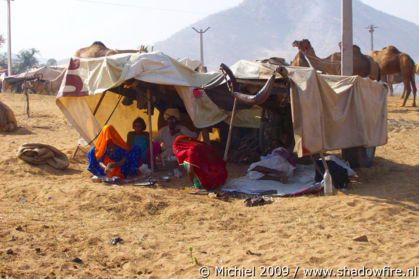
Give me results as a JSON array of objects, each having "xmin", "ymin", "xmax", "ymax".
[
  {"xmin": 56, "ymin": 52, "xmax": 387, "ymax": 162},
  {"xmin": 56, "ymin": 52, "xmax": 261, "ymax": 145},
  {"xmin": 204, "ymin": 60, "xmax": 388, "ymax": 157},
  {"xmin": 2, "ymin": 65, "xmax": 66, "ymax": 93}
]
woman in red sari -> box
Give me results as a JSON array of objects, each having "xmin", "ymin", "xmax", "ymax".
[{"xmin": 172, "ymin": 135, "xmax": 227, "ymax": 191}]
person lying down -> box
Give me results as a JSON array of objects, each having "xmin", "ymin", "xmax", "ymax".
[{"xmin": 247, "ymin": 147, "xmax": 296, "ymax": 183}]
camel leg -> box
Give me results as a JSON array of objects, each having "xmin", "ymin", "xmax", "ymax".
[
  {"xmin": 410, "ymin": 76, "xmax": 416, "ymax": 107},
  {"xmin": 400, "ymin": 87, "xmax": 405, "ymax": 99},
  {"xmin": 401, "ymin": 80, "xmax": 411, "ymax": 107},
  {"xmin": 389, "ymin": 84, "xmax": 393, "ymax": 96}
]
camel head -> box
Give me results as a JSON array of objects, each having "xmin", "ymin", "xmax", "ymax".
[
  {"xmin": 292, "ymin": 39, "xmax": 312, "ymax": 52},
  {"xmin": 139, "ymin": 45, "xmax": 148, "ymax": 53}
]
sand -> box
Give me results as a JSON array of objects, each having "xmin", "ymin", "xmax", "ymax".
[{"xmin": 0, "ymin": 93, "xmax": 418, "ymax": 278}]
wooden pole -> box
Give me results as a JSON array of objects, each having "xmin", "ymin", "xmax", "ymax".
[
  {"xmin": 341, "ymin": 0, "xmax": 353, "ymax": 76},
  {"xmin": 223, "ymin": 98, "xmax": 237, "ymax": 161},
  {"xmin": 72, "ymin": 91, "xmax": 108, "ymax": 159},
  {"xmin": 24, "ymin": 85, "xmax": 30, "ymax": 118},
  {"xmin": 92, "ymin": 91, "xmax": 107, "ymax": 115},
  {"xmin": 147, "ymin": 88, "xmax": 154, "ymax": 174}
]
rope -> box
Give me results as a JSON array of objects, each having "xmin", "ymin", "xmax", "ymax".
[{"xmin": 87, "ymin": 93, "xmax": 123, "ymax": 146}]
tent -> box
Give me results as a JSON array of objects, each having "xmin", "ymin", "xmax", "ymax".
[
  {"xmin": 204, "ymin": 60, "xmax": 388, "ymax": 157},
  {"xmin": 2, "ymin": 65, "xmax": 66, "ymax": 93},
  {"xmin": 56, "ymin": 52, "xmax": 387, "ymax": 162},
  {"xmin": 56, "ymin": 52, "xmax": 261, "ymax": 145}
]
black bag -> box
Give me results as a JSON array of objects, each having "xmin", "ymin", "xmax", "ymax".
[{"xmin": 314, "ymin": 160, "xmax": 349, "ymax": 188}]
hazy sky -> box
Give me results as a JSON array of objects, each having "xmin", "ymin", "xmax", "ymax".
[{"xmin": 0, "ymin": 0, "xmax": 418, "ymax": 61}]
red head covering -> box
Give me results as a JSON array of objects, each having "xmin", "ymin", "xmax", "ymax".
[
  {"xmin": 173, "ymin": 135, "xmax": 227, "ymax": 190},
  {"xmin": 94, "ymin": 124, "xmax": 129, "ymax": 160}
]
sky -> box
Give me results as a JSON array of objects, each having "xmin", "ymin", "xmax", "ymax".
[{"xmin": 0, "ymin": 0, "xmax": 418, "ymax": 62}]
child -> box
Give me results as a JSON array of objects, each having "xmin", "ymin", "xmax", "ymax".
[{"xmin": 126, "ymin": 117, "xmax": 160, "ymax": 166}]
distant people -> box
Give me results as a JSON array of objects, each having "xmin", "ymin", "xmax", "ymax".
[
  {"xmin": 87, "ymin": 124, "xmax": 141, "ymax": 179},
  {"xmin": 154, "ymin": 108, "xmax": 197, "ymax": 160},
  {"xmin": 173, "ymin": 135, "xmax": 227, "ymax": 192},
  {"xmin": 126, "ymin": 117, "xmax": 161, "ymax": 167}
]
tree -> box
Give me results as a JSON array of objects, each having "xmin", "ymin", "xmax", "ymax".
[
  {"xmin": 0, "ymin": 35, "xmax": 4, "ymax": 49},
  {"xmin": 46, "ymin": 58, "xmax": 57, "ymax": 66},
  {"xmin": 0, "ymin": 53, "xmax": 7, "ymax": 69},
  {"xmin": 16, "ymin": 48, "xmax": 39, "ymax": 73}
]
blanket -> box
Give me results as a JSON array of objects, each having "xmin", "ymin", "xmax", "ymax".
[
  {"xmin": 17, "ymin": 143, "xmax": 69, "ymax": 169},
  {"xmin": 222, "ymin": 164, "xmax": 321, "ymax": 196}
]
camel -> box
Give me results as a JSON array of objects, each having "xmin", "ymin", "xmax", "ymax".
[
  {"xmin": 0, "ymin": 101, "xmax": 17, "ymax": 132},
  {"xmin": 292, "ymin": 39, "xmax": 381, "ymax": 81},
  {"xmin": 416, "ymin": 63, "xmax": 419, "ymax": 75},
  {"xmin": 74, "ymin": 41, "xmax": 148, "ymax": 58},
  {"xmin": 290, "ymin": 51, "xmax": 310, "ymax": 67},
  {"xmin": 369, "ymin": 46, "xmax": 416, "ymax": 106}
]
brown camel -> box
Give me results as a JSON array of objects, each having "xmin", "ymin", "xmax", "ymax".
[
  {"xmin": 290, "ymin": 51, "xmax": 310, "ymax": 67},
  {"xmin": 0, "ymin": 100, "xmax": 17, "ymax": 132},
  {"xmin": 416, "ymin": 63, "xmax": 419, "ymax": 75},
  {"xmin": 369, "ymin": 46, "xmax": 416, "ymax": 106},
  {"xmin": 74, "ymin": 41, "xmax": 148, "ymax": 58},
  {"xmin": 292, "ymin": 39, "xmax": 380, "ymax": 81}
]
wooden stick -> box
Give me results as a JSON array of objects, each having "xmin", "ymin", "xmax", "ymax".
[
  {"xmin": 92, "ymin": 91, "xmax": 107, "ymax": 115},
  {"xmin": 223, "ymin": 97, "xmax": 238, "ymax": 161},
  {"xmin": 147, "ymin": 88, "xmax": 154, "ymax": 174},
  {"xmin": 73, "ymin": 91, "xmax": 108, "ymax": 159},
  {"xmin": 24, "ymin": 87, "xmax": 30, "ymax": 118}
]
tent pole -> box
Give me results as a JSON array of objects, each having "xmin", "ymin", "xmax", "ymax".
[
  {"xmin": 93, "ymin": 91, "xmax": 107, "ymax": 115},
  {"xmin": 223, "ymin": 98, "xmax": 237, "ymax": 161},
  {"xmin": 72, "ymin": 91, "xmax": 108, "ymax": 159},
  {"xmin": 147, "ymin": 88, "xmax": 154, "ymax": 174}
]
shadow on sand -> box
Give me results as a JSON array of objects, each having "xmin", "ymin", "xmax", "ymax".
[{"xmin": 344, "ymin": 156, "xmax": 419, "ymax": 211}]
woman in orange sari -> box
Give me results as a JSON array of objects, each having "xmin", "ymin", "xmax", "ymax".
[
  {"xmin": 173, "ymin": 135, "xmax": 227, "ymax": 191},
  {"xmin": 88, "ymin": 124, "xmax": 142, "ymax": 179}
]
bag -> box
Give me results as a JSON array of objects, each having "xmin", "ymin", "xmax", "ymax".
[{"xmin": 314, "ymin": 160, "xmax": 349, "ymax": 189}]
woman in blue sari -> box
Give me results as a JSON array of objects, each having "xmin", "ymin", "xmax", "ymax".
[{"xmin": 88, "ymin": 124, "xmax": 141, "ymax": 179}]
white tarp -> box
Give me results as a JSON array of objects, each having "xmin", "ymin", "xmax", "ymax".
[
  {"xmin": 11, "ymin": 66, "xmax": 65, "ymax": 81},
  {"xmin": 228, "ymin": 60, "xmax": 388, "ymax": 156},
  {"xmin": 56, "ymin": 52, "xmax": 260, "ymax": 144}
]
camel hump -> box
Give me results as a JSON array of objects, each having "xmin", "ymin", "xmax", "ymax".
[
  {"xmin": 383, "ymin": 46, "xmax": 400, "ymax": 54},
  {"xmin": 352, "ymin": 45, "xmax": 362, "ymax": 54},
  {"xmin": 92, "ymin": 41, "xmax": 107, "ymax": 48}
]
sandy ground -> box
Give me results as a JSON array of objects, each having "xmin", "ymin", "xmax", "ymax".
[{"xmin": 0, "ymin": 93, "xmax": 418, "ymax": 279}]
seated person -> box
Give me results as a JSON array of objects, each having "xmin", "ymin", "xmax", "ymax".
[
  {"xmin": 154, "ymin": 108, "xmax": 197, "ymax": 161},
  {"xmin": 247, "ymin": 147, "xmax": 296, "ymax": 183},
  {"xmin": 87, "ymin": 124, "xmax": 141, "ymax": 179},
  {"xmin": 173, "ymin": 135, "xmax": 228, "ymax": 192},
  {"xmin": 126, "ymin": 117, "xmax": 161, "ymax": 167}
]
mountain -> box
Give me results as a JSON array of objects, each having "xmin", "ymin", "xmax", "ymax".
[{"xmin": 154, "ymin": 0, "xmax": 419, "ymax": 71}]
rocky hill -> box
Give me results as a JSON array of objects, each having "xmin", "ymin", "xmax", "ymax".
[{"xmin": 154, "ymin": 0, "xmax": 419, "ymax": 71}]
